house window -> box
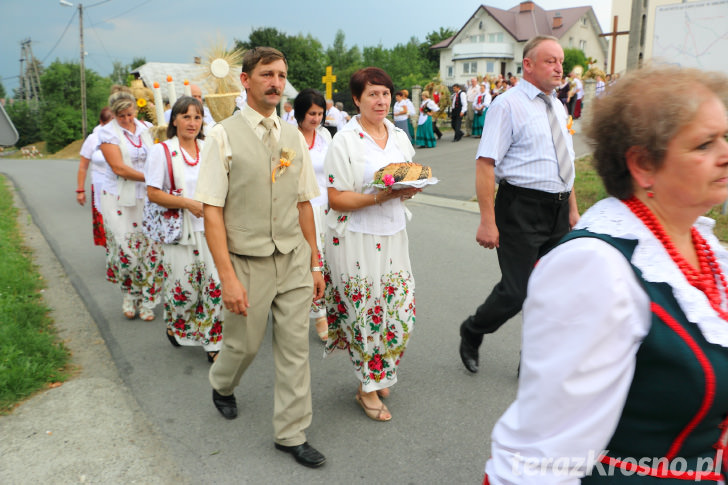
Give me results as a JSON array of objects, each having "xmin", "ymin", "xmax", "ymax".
[
  {"xmin": 581, "ymin": 17, "xmax": 587, "ymax": 26},
  {"xmin": 486, "ymin": 61, "xmax": 494, "ymax": 73},
  {"xmin": 478, "ymin": 34, "xmax": 485, "ymax": 42},
  {"xmin": 579, "ymin": 40, "xmax": 586, "ymax": 51},
  {"xmin": 447, "ymin": 66, "xmax": 454, "ymax": 77},
  {"xmin": 488, "ymin": 32, "xmax": 503, "ymax": 43},
  {"xmin": 463, "ymin": 61, "xmax": 477, "ymax": 74},
  {"xmin": 569, "ymin": 37, "xmax": 574, "ymax": 47}
]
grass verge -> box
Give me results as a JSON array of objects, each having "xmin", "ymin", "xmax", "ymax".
[
  {"xmin": 0, "ymin": 175, "xmax": 70, "ymax": 414},
  {"xmin": 575, "ymin": 155, "xmax": 728, "ymax": 241}
]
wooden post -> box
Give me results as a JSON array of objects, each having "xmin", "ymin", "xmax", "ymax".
[
  {"xmin": 322, "ymin": 65, "xmax": 337, "ymax": 100},
  {"xmin": 599, "ymin": 16, "xmax": 630, "ymax": 75}
]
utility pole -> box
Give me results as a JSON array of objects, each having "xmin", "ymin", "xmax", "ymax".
[
  {"xmin": 18, "ymin": 39, "xmax": 42, "ymax": 105},
  {"xmin": 78, "ymin": 3, "xmax": 87, "ymax": 138},
  {"xmin": 26, "ymin": 41, "xmax": 42, "ymax": 103}
]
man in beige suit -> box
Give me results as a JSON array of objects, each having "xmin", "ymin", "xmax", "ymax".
[{"xmin": 195, "ymin": 47, "xmax": 326, "ymax": 468}]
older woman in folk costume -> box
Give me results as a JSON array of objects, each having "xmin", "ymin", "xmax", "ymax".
[
  {"xmin": 294, "ymin": 88, "xmax": 333, "ymax": 341},
  {"xmin": 425, "ymin": 79, "xmax": 449, "ymax": 140},
  {"xmin": 483, "ymin": 66, "xmax": 728, "ymax": 484},
  {"xmin": 99, "ymin": 86, "xmax": 163, "ymax": 321},
  {"xmin": 76, "ymin": 107, "xmax": 113, "ymax": 247},
  {"xmin": 324, "ymin": 67, "xmax": 420, "ymax": 422},
  {"xmin": 145, "ymin": 96, "xmax": 223, "ymax": 363},
  {"xmin": 471, "ymin": 83, "xmax": 491, "ymax": 137},
  {"xmin": 415, "ymin": 91, "xmax": 439, "ymax": 148}
]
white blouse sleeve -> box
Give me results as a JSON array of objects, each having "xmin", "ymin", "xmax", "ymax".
[
  {"xmin": 143, "ymin": 143, "xmax": 169, "ymax": 191},
  {"xmin": 97, "ymin": 122, "xmax": 120, "ymax": 146},
  {"xmin": 486, "ymin": 237, "xmax": 651, "ymax": 485},
  {"xmin": 79, "ymin": 133, "xmax": 98, "ymax": 159}
]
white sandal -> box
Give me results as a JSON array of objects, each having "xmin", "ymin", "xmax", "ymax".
[
  {"xmin": 315, "ymin": 316, "xmax": 328, "ymax": 341},
  {"xmin": 139, "ymin": 305, "xmax": 155, "ymax": 321},
  {"xmin": 122, "ymin": 294, "xmax": 136, "ymax": 319}
]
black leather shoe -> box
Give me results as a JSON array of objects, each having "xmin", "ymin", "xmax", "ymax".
[
  {"xmin": 459, "ymin": 323, "xmax": 481, "ymax": 373},
  {"xmin": 275, "ymin": 442, "xmax": 326, "ymax": 468},
  {"xmin": 212, "ymin": 389, "xmax": 237, "ymax": 419}
]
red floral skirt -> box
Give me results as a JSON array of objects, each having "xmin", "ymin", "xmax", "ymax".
[{"xmin": 91, "ymin": 185, "xmax": 107, "ymax": 247}]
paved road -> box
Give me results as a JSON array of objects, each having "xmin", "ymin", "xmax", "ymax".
[{"xmin": 0, "ymin": 157, "xmax": 523, "ymax": 484}]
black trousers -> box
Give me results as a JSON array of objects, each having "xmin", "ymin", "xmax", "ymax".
[
  {"xmin": 451, "ymin": 112, "xmax": 463, "ymax": 140},
  {"xmin": 432, "ymin": 120, "xmax": 442, "ymax": 138},
  {"xmin": 463, "ymin": 182, "xmax": 571, "ymax": 336}
]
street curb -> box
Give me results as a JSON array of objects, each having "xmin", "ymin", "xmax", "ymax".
[{"xmin": 0, "ymin": 177, "xmax": 185, "ymax": 484}]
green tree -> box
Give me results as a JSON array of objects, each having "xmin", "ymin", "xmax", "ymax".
[
  {"xmin": 421, "ymin": 27, "xmax": 456, "ymax": 71},
  {"xmin": 38, "ymin": 60, "xmax": 111, "ymax": 152},
  {"xmin": 235, "ymin": 28, "xmax": 327, "ymax": 93},
  {"xmin": 325, "ymin": 30, "xmax": 363, "ymax": 111},
  {"xmin": 130, "ymin": 57, "xmax": 146, "ymax": 71},
  {"xmin": 5, "ymin": 101, "xmax": 42, "ymax": 147},
  {"xmin": 0, "ymin": 81, "xmax": 6, "ymax": 100},
  {"xmin": 563, "ymin": 48, "xmax": 589, "ymax": 77},
  {"xmin": 110, "ymin": 61, "xmax": 128, "ymax": 85}
]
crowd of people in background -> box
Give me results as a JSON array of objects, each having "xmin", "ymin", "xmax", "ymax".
[{"xmin": 71, "ymin": 38, "xmax": 728, "ymax": 482}]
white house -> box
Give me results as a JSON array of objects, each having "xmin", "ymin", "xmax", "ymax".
[{"xmin": 432, "ymin": 1, "xmax": 608, "ymax": 85}]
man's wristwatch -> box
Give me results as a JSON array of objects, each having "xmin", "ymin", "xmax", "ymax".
[{"xmin": 311, "ymin": 267, "xmax": 322, "ymax": 272}]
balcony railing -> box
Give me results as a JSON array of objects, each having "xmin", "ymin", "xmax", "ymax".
[{"xmin": 452, "ymin": 42, "xmax": 515, "ymax": 59}]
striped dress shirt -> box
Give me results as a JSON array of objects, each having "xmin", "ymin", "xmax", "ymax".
[{"xmin": 475, "ymin": 79, "xmax": 575, "ymax": 193}]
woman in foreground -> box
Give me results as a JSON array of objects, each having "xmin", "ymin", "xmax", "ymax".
[
  {"xmin": 98, "ymin": 86, "xmax": 162, "ymax": 321},
  {"xmin": 484, "ymin": 65, "xmax": 728, "ymax": 484},
  {"xmin": 294, "ymin": 88, "xmax": 332, "ymax": 341},
  {"xmin": 145, "ymin": 96, "xmax": 223, "ymax": 363},
  {"xmin": 323, "ymin": 67, "xmax": 420, "ymax": 422}
]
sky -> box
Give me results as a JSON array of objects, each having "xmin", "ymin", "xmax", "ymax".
[{"xmin": 0, "ymin": 0, "xmax": 612, "ymax": 95}]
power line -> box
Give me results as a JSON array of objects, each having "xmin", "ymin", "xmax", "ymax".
[
  {"xmin": 41, "ymin": 9, "xmax": 78, "ymax": 63},
  {"xmin": 93, "ymin": 0, "xmax": 152, "ymax": 26},
  {"xmin": 85, "ymin": 11, "xmax": 114, "ymax": 65}
]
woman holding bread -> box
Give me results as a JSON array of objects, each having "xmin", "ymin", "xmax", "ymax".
[{"xmin": 323, "ymin": 67, "xmax": 421, "ymax": 422}]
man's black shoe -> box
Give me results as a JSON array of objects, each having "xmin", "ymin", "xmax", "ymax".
[
  {"xmin": 275, "ymin": 442, "xmax": 326, "ymax": 468},
  {"xmin": 459, "ymin": 323, "xmax": 480, "ymax": 373},
  {"xmin": 212, "ymin": 389, "xmax": 237, "ymax": 419}
]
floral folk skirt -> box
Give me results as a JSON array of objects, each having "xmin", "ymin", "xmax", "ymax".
[
  {"xmin": 162, "ymin": 232, "xmax": 223, "ymax": 352},
  {"xmin": 91, "ymin": 185, "xmax": 107, "ymax": 248},
  {"xmin": 100, "ymin": 192, "xmax": 164, "ymax": 308},
  {"xmin": 415, "ymin": 117, "xmax": 437, "ymax": 148},
  {"xmin": 323, "ymin": 228, "xmax": 415, "ymax": 392}
]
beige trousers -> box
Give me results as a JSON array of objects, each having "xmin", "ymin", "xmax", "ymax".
[{"xmin": 209, "ymin": 241, "xmax": 313, "ymax": 446}]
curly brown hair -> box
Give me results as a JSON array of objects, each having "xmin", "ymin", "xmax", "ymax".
[{"xmin": 585, "ymin": 65, "xmax": 728, "ymax": 199}]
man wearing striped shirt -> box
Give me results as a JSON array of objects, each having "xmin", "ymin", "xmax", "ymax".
[{"xmin": 459, "ymin": 35, "xmax": 580, "ymax": 374}]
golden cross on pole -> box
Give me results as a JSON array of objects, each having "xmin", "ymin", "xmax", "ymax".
[
  {"xmin": 322, "ymin": 65, "xmax": 337, "ymax": 100},
  {"xmin": 599, "ymin": 16, "xmax": 630, "ymax": 75}
]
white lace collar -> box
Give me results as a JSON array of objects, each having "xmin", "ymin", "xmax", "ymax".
[{"xmin": 575, "ymin": 197, "xmax": 728, "ymax": 348}]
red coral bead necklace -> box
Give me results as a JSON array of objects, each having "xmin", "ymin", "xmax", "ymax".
[
  {"xmin": 124, "ymin": 131, "xmax": 143, "ymax": 148},
  {"xmin": 181, "ymin": 141, "xmax": 199, "ymax": 167},
  {"xmin": 623, "ymin": 196, "xmax": 728, "ymax": 320}
]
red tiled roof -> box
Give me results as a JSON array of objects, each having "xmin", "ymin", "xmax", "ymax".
[{"xmin": 431, "ymin": 2, "xmax": 599, "ymax": 49}]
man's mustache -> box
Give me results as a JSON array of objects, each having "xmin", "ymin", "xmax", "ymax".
[{"xmin": 265, "ymin": 88, "xmax": 281, "ymax": 95}]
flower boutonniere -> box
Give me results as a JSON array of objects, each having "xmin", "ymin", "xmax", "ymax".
[
  {"xmin": 358, "ymin": 132, "xmax": 365, "ymax": 139},
  {"xmin": 566, "ymin": 116, "xmax": 575, "ymax": 135},
  {"xmin": 171, "ymin": 150, "xmax": 178, "ymax": 157},
  {"xmin": 272, "ymin": 148, "xmax": 296, "ymax": 183}
]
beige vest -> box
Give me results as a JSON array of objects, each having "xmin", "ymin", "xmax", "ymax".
[{"xmin": 220, "ymin": 114, "xmax": 304, "ymax": 257}]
